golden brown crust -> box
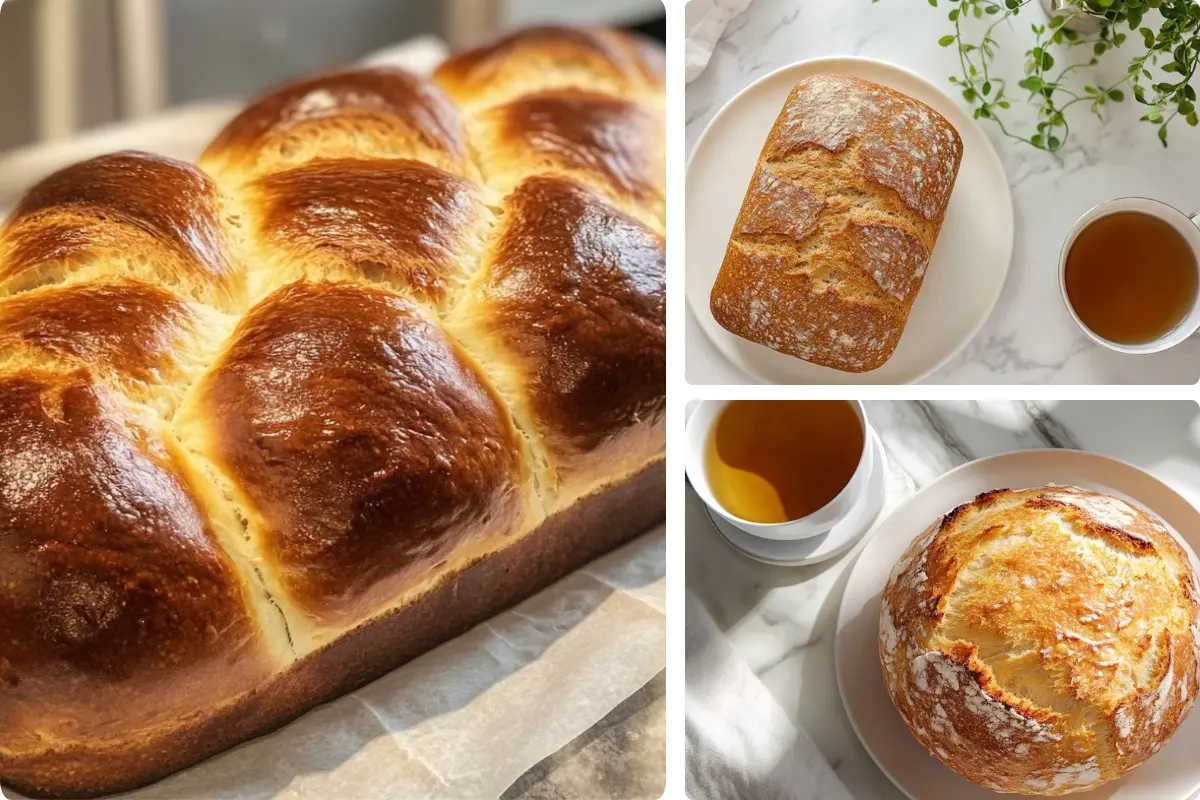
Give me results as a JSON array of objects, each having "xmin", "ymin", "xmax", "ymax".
[
  {"xmin": 448, "ymin": 176, "xmax": 665, "ymax": 508},
  {"xmin": 763, "ymin": 75, "xmax": 962, "ymax": 222},
  {"xmin": 0, "ymin": 279, "xmax": 197, "ymax": 385},
  {"xmin": 710, "ymin": 236, "xmax": 907, "ymax": 374},
  {"xmin": 710, "ymin": 74, "xmax": 964, "ymax": 373},
  {"xmin": 879, "ymin": 486, "xmax": 1200, "ymax": 795},
  {"xmin": 199, "ymin": 67, "xmax": 471, "ymax": 185},
  {"xmin": 245, "ymin": 158, "xmax": 490, "ymax": 304},
  {"xmin": 187, "ymin": 281, "xmax": 531, "ymax": 634},
  {"xmin": 0, "ymin": 371, "xmax": 282, "ymax": 766},
  {"xmin": 2, "ymin": 461, "xmax": 664, "ymax": 799},
  {"xmin": 433, "ymin": 26, "xmax": 662, "ymax": 110},
  {"xmin": 470, "ymin": 89, "xmax": 664, "ymax": 228},
  {"xmin": 0, "ymin": 152, "xmax": 241, "ymax": 306}
]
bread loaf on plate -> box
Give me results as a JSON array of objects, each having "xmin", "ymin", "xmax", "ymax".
[
  {"xmin": 880, "ymin": 486, "xmax": 1200, "ymax": 795},
  {"xmin": 0, "ymin": 26, "xmax": 665, "ymax": 798},
  {"xmin": 710, "ymin": 74, "xmax": 963, "ymax": 373}
]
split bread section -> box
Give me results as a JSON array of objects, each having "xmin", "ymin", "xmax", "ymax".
[
  {"xmin": 0, "ymin": 26, "xmax": 664, "ymax": 798},
  {"xmin": 880, "ymin": 486, "xmax": 1200, "ymax": 795}
]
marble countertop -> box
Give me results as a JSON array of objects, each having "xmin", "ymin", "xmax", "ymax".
[
  {"xmin": 686, "ymin": 400, "xmax": 1200, "ymax": 799},
  {"xmin": 685, "ymin": 0, "xmax": 1200, "ymax": 385}
]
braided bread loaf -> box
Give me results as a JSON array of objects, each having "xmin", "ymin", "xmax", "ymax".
[{"xmin": 0, "ymin": 26, "xmax": 665, "ymax": 798}]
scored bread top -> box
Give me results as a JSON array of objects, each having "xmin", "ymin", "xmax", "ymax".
[
  {"xmin": 765, "ymin": 74, "xmax": 961, "ymax": 223},
  {"xmin": 710, "ymin": 74, "xmax": 964, "ymax": 373},
  {"xmin": 0, "ymin": 25, "xmax": 664, "ymax": 771},
  {"xmin": 880, "ymin": 486, "xmax": 1200, "ymax": 795}
]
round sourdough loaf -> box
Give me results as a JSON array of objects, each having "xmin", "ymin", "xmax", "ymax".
[{"xmin": 879, "ymin": 485, "xmax": 1200, "ymax": 795}]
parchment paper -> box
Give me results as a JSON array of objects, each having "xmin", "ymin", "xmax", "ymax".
[{"xmin": 3, "ymin": 529, "xmax": 665, "ymax": 800}]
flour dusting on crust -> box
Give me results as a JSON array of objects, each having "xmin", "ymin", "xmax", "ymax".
[
  {"xmin": 1047, "ymin": 490, "xmax": 1138, "ymax": 529},
  {"xmin": 736, "ymin": 168, "xmax": 824, "ymax": 241},
  {"xmin": 710, "ymin": 73, "xmax": 961, "ymax": 373},
  {"xmin": 878, "ymin": 486, "xmax": 1200, "ymax": 795},
  {"xmin": 848, "ymin": 222, "xmax": 930, "ymax": 302},
  {"xmin": 770, "ymin": 74, "xmax": 961, "ymax": 221}
]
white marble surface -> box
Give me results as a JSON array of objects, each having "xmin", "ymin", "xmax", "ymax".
[
  {"xmin": 686, "ymin": 400, "xmax": 1200, "ymax": 799},
  {"xmin": 685, "ymin": 0, "xmax": 1200, "ymax": 385}
]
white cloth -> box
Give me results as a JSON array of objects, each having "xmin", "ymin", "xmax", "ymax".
[
  {"xmin": 685, "ymin": 0, "xmax": 753, "ymax": 83},
  {"xmin": 686, "ymin": 592, "xmax": 854, "ymax": 800}
]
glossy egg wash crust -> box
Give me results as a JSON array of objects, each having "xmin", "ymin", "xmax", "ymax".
[
  {"xmin": 880, "ymin": 486, "xmax": 1200, "ymax": 796},
  {"xmin": 0, "ymin": 26, "xmax": 665, "ymax": 798}
]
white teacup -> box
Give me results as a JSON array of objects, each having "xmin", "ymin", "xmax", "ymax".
[
  {"xmin": 685, "ymin": 400, "xmax": 878, "ymax": 541},
  {"xmin": 1059, "ymin": 197, "xmax": 1200, "ymax": 354}
]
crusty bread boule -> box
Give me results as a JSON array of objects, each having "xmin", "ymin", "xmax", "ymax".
[{"xmin": 879, "ymin": 486, "xmax": 1200, "ymax": 795}]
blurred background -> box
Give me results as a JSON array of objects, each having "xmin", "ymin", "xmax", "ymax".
[{"xmin": 0, "ymin": 0, "xmax": 664, "ymax": 206}]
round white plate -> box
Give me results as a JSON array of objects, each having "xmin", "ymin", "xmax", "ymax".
[
  {"xmin": 686, "ymin": 57, "xmax": 1015, "ymax": 385},
  {"xmin": 835, "ymin": 449, "xmax": 1200, "ymax": 800},
  {"xmin": 703, "ymin": 427, "xmax": 887, "ymax": 566}
]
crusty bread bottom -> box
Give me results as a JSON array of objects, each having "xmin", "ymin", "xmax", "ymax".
[{"xmin": 4, "ymin": 460, "xmax": 665, "ymax": 799}]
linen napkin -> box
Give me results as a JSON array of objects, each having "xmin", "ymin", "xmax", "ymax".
[
  {"xmin": 686, "ymin": 592, "xmax": 854, "ymax": 800},
  {"xmin": 685, "ymin": 0, "xmax": 753, "ymax": 83}
]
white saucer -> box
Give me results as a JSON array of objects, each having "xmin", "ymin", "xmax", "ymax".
[
  {"xmin": 835, "ymin": 449, "xmax": 1200, "ymax": 800},
  {"xmin": 703, "ymin": 428, "xmax": 887, "ymax": 567},
  {"xmin": 686, "ymin": 56, "xmax": 1015, "ymax": 385}
]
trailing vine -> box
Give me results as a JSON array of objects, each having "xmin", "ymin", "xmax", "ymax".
[{"xmin": 875, "ymin": 0, "xmax": 1200, "ymax": 148}]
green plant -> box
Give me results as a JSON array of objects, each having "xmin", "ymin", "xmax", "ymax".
[{"xmin": 875, "ymin": 0, "xmax": 1200, "ymax": 149}]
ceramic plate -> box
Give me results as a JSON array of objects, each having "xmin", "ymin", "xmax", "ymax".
[
  {"xmin": 686, "ymin": 56, "xmax": 1015, "ymax": 384},
  {"xmin": 835, "ymin": 449, "xmax": 1200, "ymax": 799}
]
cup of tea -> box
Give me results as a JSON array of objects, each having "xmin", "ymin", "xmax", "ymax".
[
  {"xmin": 684, "ymin": 400, "xmax": 878, "ymax": 540},
  {"xmin": 1059, "ymin": 197, "xmax": 1200, "ymax": 354}
]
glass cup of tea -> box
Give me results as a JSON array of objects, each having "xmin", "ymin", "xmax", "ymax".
[
  {"xmin": 1059, "ymin": 197, "xmax": 1200, "ymax": 354},
  {"xmin": 684, "ymin": 400, "xmax": 879, "ymax": 541}
]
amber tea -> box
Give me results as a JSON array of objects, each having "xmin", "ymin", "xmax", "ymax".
[
  {"xmin": 1064, "ymin": 211, "xmax": 1198, "ymax": 345},
  {"xmin": 704, "ymin": 400, "xmax": 863, "ymax": 524}
]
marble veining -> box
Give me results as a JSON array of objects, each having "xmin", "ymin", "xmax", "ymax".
[
  {"xmin": 687, "ymin": 400, "xmax": 1200, "ymax": 798},
  {"xmin": 686, "ymin": 0, "xmax": 1200, "ymax": 384}
]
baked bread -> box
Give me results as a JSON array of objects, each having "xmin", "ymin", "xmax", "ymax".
[
  {"xmin": 880, "ymin": 486, "xmax": 1200, "ymax": 795},
  {"xmin": 0, "ymin": 25, "xmax": 664, "ymax": 798},
  {"xmin": 709, "ymin": 74, "xmax": 963, "ymax": 373}
]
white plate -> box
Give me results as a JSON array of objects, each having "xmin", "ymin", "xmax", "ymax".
[
  {"xmin": 835, "ymin": 449, "xmax": 1200, "ymax": 799},
  {"xmin": 702, "ymin": 427, "xmax": 887, "ymax": 566},
  {"xmin": 686, "ymin": 57, "xmax": 1015, "ymax": 385}
]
